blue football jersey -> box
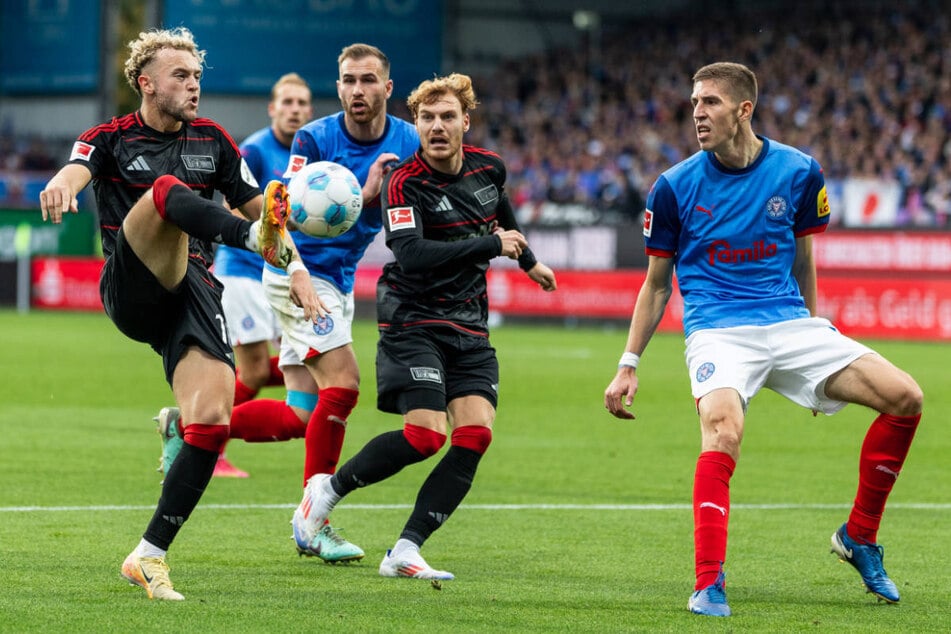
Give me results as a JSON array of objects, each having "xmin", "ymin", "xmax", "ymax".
[
  {"xmin": 271, "ymin": 112, "xmax": 419, "ymax": 293},
  {"xmin": 644, "ymin": 137, "xmax": 830, "ymax": 336},
  {"xmin": 215, "ymin": 126, "xmax": 291, "ymax": 279}
]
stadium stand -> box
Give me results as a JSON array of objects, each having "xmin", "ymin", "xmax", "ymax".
[
  {"xmin": 4, "ymin": 4, "xmax": 951, "ymax": 228},
  {"xmin": 465, "ymin": 3, "xmax": 951, "ymax": 228}
]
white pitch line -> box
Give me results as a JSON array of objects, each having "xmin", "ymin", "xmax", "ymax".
[{"xmin": 1, "ymin": 502, "xmax": 950, "ymax": 513}]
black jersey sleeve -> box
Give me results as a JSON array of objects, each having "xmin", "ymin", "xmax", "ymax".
[
  {"xmin": 494, "ymin": 192, "xmax": 538, "ymax": 272},
  {"xmin": 388, "ymin": 230, "xmax": 501, "ymax": 274}
]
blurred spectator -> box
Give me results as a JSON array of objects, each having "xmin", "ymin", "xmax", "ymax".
[
  {"xmin": 4, "ymin": 4, "xmax": 951, "ymax": 227},
  {"xmin": 19, "ymin": 137, "xmax": 57, "ymax": 171},
  {"xmin": 467, "ymin": 3, "xmax": 951, "ymax": 228}
]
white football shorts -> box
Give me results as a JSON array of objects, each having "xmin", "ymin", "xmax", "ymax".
[
  {"xmin": 219, "ymin": 274, "xmax": 281, "ymax": 346},
  {"xmin": 263, "ymin": 268, "xmax": 354, "ymax": 367},
  {"xmin": 684, "ymin": 317, "xmax": 875, "ymax": 415}
]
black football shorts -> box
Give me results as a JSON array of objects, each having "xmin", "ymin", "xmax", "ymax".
[
  {"xmin": 100, "ymin": 227, "xmax": 234, "ymax": 384},
  {"xmin": 376, "ymin": 326, "xmax": 499, "ymax": 414}
]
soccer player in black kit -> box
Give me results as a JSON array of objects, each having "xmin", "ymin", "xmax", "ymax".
[
  {"xmin": 38, "ymin": 27, "xmax": 321, "ymax": 600},
  {"xmin": 296, "ymin": 72, "xmax": 557, "ymax": 580}
]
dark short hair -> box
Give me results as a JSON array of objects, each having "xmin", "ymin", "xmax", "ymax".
[{"xmin": 693, "ymin": 62, "xmax": 758, "ymax": 108}]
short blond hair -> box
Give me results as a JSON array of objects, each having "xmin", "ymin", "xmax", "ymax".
[
  {"xmin": 406, "ymin": 73, "xmax": 479, "ymax": 119},
  {"xmin": 271, "ymin": 72, "xmax": 311, "ymax": 102},
  {"xmin": 124, "ymin": 27, "xmax": 206, "ymax": 96}
]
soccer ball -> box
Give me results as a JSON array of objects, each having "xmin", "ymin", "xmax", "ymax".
[{"xmin": 286, "ymin": 161, "xmax": 363, "ymax": 238}]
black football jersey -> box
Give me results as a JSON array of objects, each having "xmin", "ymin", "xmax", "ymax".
[
  {"xmin": 378, "ymin": 145, "xmax": 518, "ymax": 334},
  {"xmin": 68, "ymin": 111, "xmax": 259, "ymax": 263}
]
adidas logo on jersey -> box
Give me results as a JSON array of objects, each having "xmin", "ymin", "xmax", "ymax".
[
  {"xmin": 125, "ymin": 156, "xmax": 152, "ymax": 172},
  {"xmin": 434, "ymin": 196, "xmax": 453, "ymax": 212}
]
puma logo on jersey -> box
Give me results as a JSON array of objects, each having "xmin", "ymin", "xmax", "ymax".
[{"xmin": 695, "ymin": 204, "xmax": 714, "ymax": 218}]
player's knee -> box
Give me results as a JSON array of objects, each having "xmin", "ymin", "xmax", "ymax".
[
  {"xmin": 402, "ymin": 423, "xmax": 446, "ymax": 457},
  {"xmin": 451, "ymin": 425, "xmax": 493, "ymax": 455},
  {"xmin": 183, "ymin": 423, "xmax": 230, "ymax": 453},
  {"xmin": 892, "ymin": 378, "xmax": 924, "ymax": 417},
  {"xmin": 151, "ymin": 174, "xmax": 186, "ymax": 219}
]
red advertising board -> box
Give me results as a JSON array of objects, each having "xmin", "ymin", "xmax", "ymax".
[
  {"xmin": 814, "ymin": 231, "xmax": 951, "ymax": 273},
  {"xmin": 815, "ymin": 275, "xmax": 951, "ymax": 340},
  {"xmin": 354, "ymin": 266, "xmax": 951, "ymax": 341},
  {"xmin": 31, "ymin": 257, "xmax": 103, "ymax": 311},
  {"xmin": 34, "ymin": 250, "xmax": 951, "ymax": 341}
]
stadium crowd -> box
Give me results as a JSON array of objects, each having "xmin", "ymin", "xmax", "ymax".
[
  {"xmin": 464, "ymin": 3, "xmax": 951, "ymax": 228},
  {"xmin": 5, "ymin": 4, "xmax": 951, "ymax": 228}
]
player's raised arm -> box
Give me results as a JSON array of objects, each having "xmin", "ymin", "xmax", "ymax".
[{"xmin": 39, "ymin": 163, "xmax": 91, "ymax": 223}]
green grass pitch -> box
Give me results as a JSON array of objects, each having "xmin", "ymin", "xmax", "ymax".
[{"xmin": 0, "ymin": 309, "xmax": 948, "ymax": 632}]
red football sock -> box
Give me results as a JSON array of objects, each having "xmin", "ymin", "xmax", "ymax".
[
  {"xmin": 303, "ymin": 387, "xmax": 358, "ymax": 483},
  {"xmin": 182, "ymin": 423, "xmax": 230, "ymax": 453},
  {"xmin": 693, "ymin": 451, "xmax": 735, "ymax": 590},
  {"xmin": 847, "ymin": 413, "xmax": 921, "ymax": 543},
  {"xmin": 229, "ymin": 399, "xmax": 306, "ymax": 442},
  {"xmin": 233, "ymin": 376, "xmax": 258, "ymax": 406},
  {"xmin": 266, "ymin": 356, "xmax": 284, "ymax": 387}
]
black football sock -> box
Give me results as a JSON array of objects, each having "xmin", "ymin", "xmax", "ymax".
[
  {"xmin": 143, "ymin": 443, "xmax": 218, "ymax": 549},
  {"xmin": 399, "ymin": 446, "xmax": 482, "ymax": 546},
  {"xmin": 161, "ymin": 184, "xmax": 253, "ymax": 248},
  {"xmin": 331, "ymin": 430, "xmax": 428, "ymax": 496}
]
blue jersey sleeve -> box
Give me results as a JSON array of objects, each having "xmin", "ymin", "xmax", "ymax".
[
  {"xmin": 643, "ymin": 175, "xmax": 680, "ymax": 256},
  {"xmin": 793, "ymin": 158, "xmax": 830, "ymax": 237},
  {"xmin": 241, "ymin": 143, "xmax": 265, "ymax": 185}
]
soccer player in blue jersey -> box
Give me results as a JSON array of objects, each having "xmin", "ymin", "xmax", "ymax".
[{"xmin": 603, "ymin": 62, "xmax": 923, "ymax": 616}]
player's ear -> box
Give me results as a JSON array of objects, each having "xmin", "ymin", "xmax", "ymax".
[
  {"xmin": 463, "ymin": 113, "xmax": 470, "ymax": 133},
  {"xmin": 739, "ymin": 99, "xmax": 754, "ymax": 122},
  {"xmin": 385, "ymin": 78, "xmax": 393, "ymax": 99},
  {"xmin": 138, "ymin": 72, "xmax": 152, "ymax": 96}
]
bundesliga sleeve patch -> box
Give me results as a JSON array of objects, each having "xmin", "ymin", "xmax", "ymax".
[
  {"xmin": 387, "ymin": 206, "xmax": 416, "ymax": 231},
  {"xmin": 284, "ymin": 154, "xmax": 307, "ymax": 179},
  {"xmin": 70, "ymin": 141, "xmax": 95, "ymax": 162},
  {"xmin": 643, "ymin": 209, "xmax": 653, "ymax": 237},
  {"xmin": 817, "ymin": 185, "xmax": 830, "ymax": 217}
]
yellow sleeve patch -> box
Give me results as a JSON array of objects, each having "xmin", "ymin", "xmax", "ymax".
[{"xmin": 817, "ymin": 186, "xmax": 830, "ymax": 217}]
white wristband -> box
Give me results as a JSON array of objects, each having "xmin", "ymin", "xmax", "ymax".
[
  {"xmin": 618, "ymin": 352, "xmax": 640, "ymax": 369},
  {"xmin": 286, "ymin": 260, "xmax": 307, "ymax": 276}
]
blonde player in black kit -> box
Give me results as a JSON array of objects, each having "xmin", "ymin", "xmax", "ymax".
[
  {"xmin": 292, "ymin": 73, "xmax": 557, "ymax": 580},
  {"xmin": 39, "ymin": 27, "xmax": 322, "ymax": 600}
]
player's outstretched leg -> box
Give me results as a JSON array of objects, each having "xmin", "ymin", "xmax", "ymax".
[
  {"xmin": 379, "ymin": 539, "xmax": 454, "ymax": 581},
  {"xmin": 688, "ymin": 568, "xmax": 731, "ymax": 617},
  {"xmin": 830, "ymin": 523, "xmax": 900, "ymax": 603}
]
